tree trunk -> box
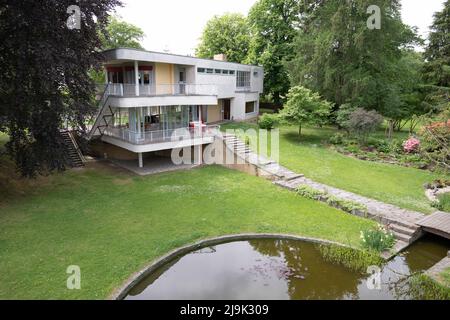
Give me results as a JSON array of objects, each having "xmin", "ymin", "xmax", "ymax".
[{"xmin": 298, "ymin": 124, "xmax": 302, "ymax": 137}]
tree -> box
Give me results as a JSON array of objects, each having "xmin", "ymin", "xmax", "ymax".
[
  {"xmin": 286, "ymin": 0, "xmax": 418, "ymax": 118},
  {"xmin": 346, "ymin": 108, "xmax": 383, "ymax": 143},
  {"xmin": 100, "ymin": 15, "xmax": 145, "ymax": 50},
  {"xmin": 0, "ymin": 0, "xmax": 121, "ymax": 177},
  {"xmin": 247, "ymin": 0, "xmax": 303, "ymax": 105},
  {"xmin": 196, "ymin": 13, "xmax": 250, "ymax": 63},
  {"xmin": 423, "ymin": 0, "xmax": 450, "ymax": 116},
  {"xmin": 279, "ymin": 86, "xmax": 332, "ymax": 136}
]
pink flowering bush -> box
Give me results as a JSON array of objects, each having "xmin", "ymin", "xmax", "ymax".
[{"xmin": 403, "ymin": 137, "xmax": 420, "ymax": 153}]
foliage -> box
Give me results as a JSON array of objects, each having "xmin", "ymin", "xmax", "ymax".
[
  {"xmin": 99, "ymin": 15, "xmax": 145, "ymax": 50},
  {"xmin": 258, "ymin": 113, "xmax": 279, "ymax": 130},
  {"xmin": 423, "ymin": 0, "xmax": 450, "ymax": 87},
  {"xmin": 326, "ymin": 196, "xmax": 368, "ymax": 215},
  {"xmin": 279, "ymin": 86, "xmax": 332, "ymax": 136},
  {"xmin": 286, "ymin": 0, "xmax": 420, "ymax": 119},
  {"xmin": 296, "ymin": 185, "xmax": 327, "ymax": 201},
  {"xmin": 360, "ymin": 225, "xmax": 396, "ymax": 252},
  {"xmin": 409, "ymin": 274, "xmax": 450, "ymax": 300},
  {"xmin": 0, "ymin": 0, "xmax": 121, "ymax": 177},
  {"xmin": 346, "ymin": 109, "xmax": 383, "ymax": 143},
  {"xmin": 329, "ymin": 133, "xmax": 345, "ymax": 145},
  {"xmin": 196, "ymin": 13, "xmax": 250, "ymax": 63},
  {"xmin": 246, "ymin": 0, "xmax": 302, "ymax": 105},
  {"xmin": 402, "ymin": 137, "xmax": 421, "ymax": 153},
  {"xmin": 318, "ymin": 244, "xmax": 383, "ymax": 273},
  {"xmin": 296, "ymin": 185, "xmax": 367, "ymax": 215},
  {"xmin": 336, "ymin": 103, "xmax": 357, "ymax": 131},
  {"xmin": 431, "ymin": 193, "xmax": 450, "ymax": 212},
  {"xmin": 419, "ymin": 120, "xmax": 450, "ymax": 171}
]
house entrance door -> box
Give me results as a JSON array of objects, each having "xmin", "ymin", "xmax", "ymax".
[{"xmin": 223, "ymin": 99, "xmax": 231, "ymax": 120}]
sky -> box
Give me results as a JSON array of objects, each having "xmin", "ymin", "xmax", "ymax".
[{"xmin": 116, "ymin": 0, "xmax": 446, "ymax": 56}]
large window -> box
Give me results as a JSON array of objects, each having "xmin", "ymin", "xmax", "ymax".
[
  {"xmin": 245, "ymin": 101, "xmax": 256, "ymax": 114},
  {"xmin": 236, "ymin": 71, "xmax": 251, "ymax": 89}
]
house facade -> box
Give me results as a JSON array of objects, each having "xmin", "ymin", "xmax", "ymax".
[{"xmin": 88, "ymin": 48, "xmax": 264, "ymax": 168}]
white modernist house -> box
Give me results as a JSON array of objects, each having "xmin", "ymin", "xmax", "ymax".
[{"xmin": 88, "ymin": 48, "xmax": 264, "ymax": 168}]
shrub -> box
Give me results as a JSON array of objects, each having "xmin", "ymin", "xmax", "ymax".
[
  {"xmin": 326, "ymin": 196, "xmax": 367, "ymax": 215},
  {"xmin": 318, "ymin": 244, "xmax": 383, "ymax": 273},
  {"xmin": 258, "ymin": 113, "xmax": 278, "ymax": 130},
  {"xmin": 403, "ymin": 137, "xmax": 420, "ymax": 153},
  {"xmin": 346, "ymin": 108, "xmax": 383, "ymax": 143},
  {"xmin": 329, "ymin": 133, "xmax": 345, "ymax": 145},
  {"xmin": 434, "ymin": 193, "xmax": 450, "ymax": 212},
  {"xmin": 409, "ymin": 274, "xmax": 450, "ymax": 300},
  {"xmin": 360, "ymin": 225, "xmax": 396, "ymax": 252},
  {"xmin": 336, "ymin": 103, "xmax": 357, "ymax": 130},
  {"xmin": 419, "ymin": 120, "xmax": 450, "ymax": 171},
  {"xmin": 296, "ymin": 185, "xmax": 327, "ymax": 200}
]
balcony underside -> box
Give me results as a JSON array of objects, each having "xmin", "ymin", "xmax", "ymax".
[
  {"xmin": 107, "ymin": 95, "xmax": 218, "ymax": 108},
  {"xmin": 101, "ymin": 135, "xmax": 215, "ymax": 153}
]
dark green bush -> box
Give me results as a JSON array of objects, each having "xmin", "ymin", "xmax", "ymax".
[
  {"xmin": 318, "ymin": 244, "xmax": 383, "ymax": 273},
  {"xmin": 258, "ymin": 113, "xmax": 278, "ymax": 130}
]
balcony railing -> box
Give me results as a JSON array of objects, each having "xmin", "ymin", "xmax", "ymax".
[
  {"xmin": 99, "ymin": 83, "xmax": 218, "ymax": 98},
  {"xmin": 103, "ymin": 125, "xmax": 220, "ymax": 145}
]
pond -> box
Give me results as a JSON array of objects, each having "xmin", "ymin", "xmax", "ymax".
[{"xmin": 124, "ymin": 235, "xmax": 450, "ymax": 300}]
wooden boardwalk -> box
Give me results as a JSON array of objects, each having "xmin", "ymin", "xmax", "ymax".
[{"xmin": 417, "ymin": 211, "xmax": 450, "ymax": 240}]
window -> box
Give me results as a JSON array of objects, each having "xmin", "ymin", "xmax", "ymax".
[
  {"xmin": 236, "ymin": 71, "xmax": 251, "ymax": 89},
  {"xmin": 206, "ymin": 68, "xmax": 214, "ymax": 74},
  {"xmin": 245, "ymin": 101, "xmax": 256, "ymax": 114},
  {"xmin": 197, "ymin": 68, "xmax": 206, "ymax": 73},
  {"xmin": 253, "ymin": 71, "xmax": 259, "ymax": 77},
  {"xmin": 222, "ymin": 70, "xmax": 229, "ymax": 75},
  {"xmin": 215, "ymin": 69, "xmax": 222, "ymax": 74},
  {"xmin": 229, "ymin": 70, "xmax": 235, "ymax": 75}
]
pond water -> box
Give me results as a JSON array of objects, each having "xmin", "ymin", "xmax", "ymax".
[{"xmin": 125, "ymin": 234, "xmax": 450, "ymax": 300}]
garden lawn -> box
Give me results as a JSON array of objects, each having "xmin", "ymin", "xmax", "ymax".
[
  {"xmin": 0, "ymin": 163, "xmax": 375, "ymax": 299},
  {"xmin": 222, "ymin": 123, "xmax": 447, "ymax": 213}
]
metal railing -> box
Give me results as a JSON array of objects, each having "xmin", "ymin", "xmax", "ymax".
[
  {"xmin": 103, "ymin": 125, "xmax": 220, "ymax": 145},
  {"xmin": 98, "ymin": 83, "xmax": 218, "ymax": 97}
]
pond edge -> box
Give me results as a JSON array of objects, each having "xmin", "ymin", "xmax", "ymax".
[{"xmin": 109, "ymin": 233, "xmax": 356, "ymax": 300}]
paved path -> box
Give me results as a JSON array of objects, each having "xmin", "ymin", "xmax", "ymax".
[{"xmin": 221, "ymin": 133, "xmax": 426, "ymax": 251}]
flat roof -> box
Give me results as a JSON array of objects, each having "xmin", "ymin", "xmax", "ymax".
[{"xmin": 102, "ymin": 47, "xmax": 263, "ymax": 69}]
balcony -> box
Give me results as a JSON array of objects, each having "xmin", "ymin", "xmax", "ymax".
[
  {"xmin": 103, "ymin": 125, "xmax": 220, "ymax": 145},
  {"xmin": 102, "ymin": 83, "xmax": 218, "ymax": 97}
]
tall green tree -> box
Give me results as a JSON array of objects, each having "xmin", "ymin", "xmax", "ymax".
[
  {"xmin": 279, "ymin": 86, "xmax": 332, "ymax": 136},
  {"xmin": 247, "ymin": 0, "xmax": 303, "ymax": 105},
  {"xmin": 100, "ymin": 15, "xmax": 145, "ymax": 50},
  {"xmin": 196, "ymin": 13, "xmax": 250, "ymax": 63},
  {"xmin": 423, "ymin": 0, "xmax": 450, "ymax": 115},
  {"xmin": 0, "ymin": 0, "xmax": 121, "ymax": 177},
  {"xmin": 286, "ymin": 0, "xmax": 418, "ymax": 120}
]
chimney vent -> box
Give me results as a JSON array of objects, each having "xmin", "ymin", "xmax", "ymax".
[{"xmin": 213, "ymin": 54, "xmax": 227, "ymax": 62}]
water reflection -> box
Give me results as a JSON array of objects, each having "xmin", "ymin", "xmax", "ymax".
[{"xmin": 125, "ymin": 235, "xmax": 450, "ymax": 300}]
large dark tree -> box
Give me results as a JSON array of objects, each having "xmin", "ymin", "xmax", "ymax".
[
  {"xmin": 0, "ymin": 0, "xmax": 121, "ymax": 177},
  {"xmin": 423, "ymin": 0, "xmax": 450, "ymax": 114},
  {"xmin": 286, "ymin": 0, "xmax": 419, "ymax": 123},
  {"xmin": 247, "ymin": 0, "xmax": 304, "ymax": 106}
]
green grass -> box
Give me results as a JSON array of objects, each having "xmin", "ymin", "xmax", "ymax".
[
  {"xmin": 0, "ymin": 163, "xmax": 375, "ymax": 299},
  {"xmin": 441, "ymin": 268, "xmax": 450, "ymax": 287},
  {"xmin": 221, "ymin": 123, "xmax": 447, "ymax": 213},
  {"xmin": 436, "ymin": 193, "xmax": 450, "ymax": 212}
]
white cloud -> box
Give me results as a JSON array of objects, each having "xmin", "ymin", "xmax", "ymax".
[{"xmin": 116, "ymin": 0, "xmax": 446, "ymax": 55}]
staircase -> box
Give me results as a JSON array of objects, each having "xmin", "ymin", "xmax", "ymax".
[
  {"xmin": 223, "ymin": 134, "xmax": 252, "ymax": 157},
  {"xmin": 61, "ymin": 130, "xmax": 85, "ymax": 168},
  {"xmin": 87, "ymin": 84, "xmax": 115, "ymax": 140}
]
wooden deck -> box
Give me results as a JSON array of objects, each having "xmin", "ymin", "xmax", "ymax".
[{"xmin": 417, "ymin": 211, "xmax": 450, "ymax": 240}]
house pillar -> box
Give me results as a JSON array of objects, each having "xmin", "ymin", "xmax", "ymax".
[
  {"xmin": 134, "ymin": 61, "xmax": 139, "ymax": 96},
  {"xmin": 138, "ymin": 152, "xmax": 143, "ymax": 168}
]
